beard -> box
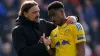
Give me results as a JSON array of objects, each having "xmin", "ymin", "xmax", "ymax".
[{"xmin": 34, "ymin": 16, "xmax": 40, "ymax": 23}]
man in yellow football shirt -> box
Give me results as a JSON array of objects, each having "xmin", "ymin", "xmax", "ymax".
[{"xmin": 47, "ymin": 1, "xmax": 86, "ymax": 56}]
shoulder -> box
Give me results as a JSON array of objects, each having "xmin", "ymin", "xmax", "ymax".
[
  {"xmin": 68, "ymin": 22, "xmax": 81, "ymax": 25},
  {"xmin": 50, "ymin": 27, "xmax": 58, "ymax": 37},
  {"xmin": 40, "ymin": 18, "xmax": 56, "ymax": 30},
  {"xmin": 40, "ymin": 19, "xmax": 47, "ymax": 21},
  {"xmin": 51, "ymin": 26, "xmax": 58, "ymax": 33},
  {"xmin": 68, "ymin": 22, "xmax": 83, "ymax": 30},
  {"xmin": 68, "ymin": 22, "xmax": 82, "ymax": 27},
  {"xmin": 40, "ymin": 19, "xmax": 53, "ymax": 24},
  {"xmin": 13, "ymin": 25, "xmax": 20, "ymax": 31},
  {"xmin": 12, "ymin": 25, "xmax": 25, "ymax": 34}
]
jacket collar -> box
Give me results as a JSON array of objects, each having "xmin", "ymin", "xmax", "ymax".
[{"xmin": 16, "ymin": 16, "xmax": 39, "ymax": 28}]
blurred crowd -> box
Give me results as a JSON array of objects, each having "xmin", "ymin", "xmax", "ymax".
[{"xmin": 0, "ymin": 0, "xmax": 100, "ymax": 56}]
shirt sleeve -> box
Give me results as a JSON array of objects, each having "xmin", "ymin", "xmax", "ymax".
[{"xmin": 72, "ymin": 23, "xmax": 86, "ymax": 44}]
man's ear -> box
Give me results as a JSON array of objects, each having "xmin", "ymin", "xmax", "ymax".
[{"xmin": 24, "ymin": 12, "xmax": 28, "ymax": 17}]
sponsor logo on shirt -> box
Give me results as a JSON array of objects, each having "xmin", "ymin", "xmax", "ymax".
[{"xmin": 55, "ymin": 40, "xmax": 70, "ymax": 47}]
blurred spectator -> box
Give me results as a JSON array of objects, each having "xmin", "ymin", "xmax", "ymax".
[
  {"xmin": 0, "ymin": 0, "xmax": 19, "ymax": 42},
  {"xmin": 83, "ymin": 0, "xmax": 98, "ymax": 49},
  {"xmin": 88, "ymin": 18, "xmax": 99, "ymax": 50},
  {"xmin": 0, "ymin": 0, "xmax": 19, "ymax": 43},
  {"xmin": 0, "ymin": 0, "xmax": 8, "ymax": 42},
  {"xmin": 75, "ymin": 5, "xmax": 84, "ymax": 22},
  {"xmin": 92, "ymin": 0, "xmax": 100, "ymax": 21},
  {"xmin": 79, "ymin": 0, "xmax": 85, "ymax": 8},
  {"xmin": 0, "ymin": 37, "xmax": 3, "ymax": 54},
  {"xmin": 91, "ymin": 19, "xmax": 100, "ymax": 44},
  {"xmin": 6, "ymin": 32, "xmax": 12, "ymax": 43},
  {"xmin": 92, "ymin": 45, "xmax": 100, "ymax": 56},
  {"xmin": 68, "ymin": 0, "xmax": 80, "ymax": 7},
  {"xmin": 20, "ymin": 0, "xmax": 34, "ymax": 3},
  {"xmin": 2, "ymin": 43, "xmax": 11, "ymax": 56},
  {"xmin": 84, "ymin": 0, "xmax": 97, "ymax": 25},
  {"xmin": 4, "ymin": 0, "xmax": 18, "ymax": 31},
  {"xmin": 58, "ymin": 0, "xmax": 77, "ymax": 16},
  {"xmin": 43, "ymin": 0, "xmax": 54, "ymax": 4},
  {"xmin": 90, "ymin": 19, "xmax": 99, "ymax": 33},
  {"xmin": 85, "ymin": 44, "xmax": 92, "ymax": 56},
  {"xmin": 0, "ymin": 42, "xmax": 16, "ymax": 56},
  {"xmin": 35, "ymin": 0, "xmax": 50, "ymax": 21}
]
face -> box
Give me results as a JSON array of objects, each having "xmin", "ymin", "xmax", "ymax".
[
  {"xmin": 48, "ymin": 10, "xmax": 63, "ymax": 25},
  {"xmin": 4, "ymin": 0, "xmax": 14, "ymax": 7},
  {"xmin": 24, "ymin": 5, "xmax": 40, "ymax": 23}
]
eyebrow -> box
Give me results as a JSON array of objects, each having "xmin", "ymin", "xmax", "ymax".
[
  {"xmin": 48, "ymin": 10, "xmax": 56, "ymax": 16},
  {"xmin": 48, "ymin": 12, "xmax": 55, "ymax": 17},
  {"xmin": 33, "ymin": 9, "xmax": 40, "ymax": 12}
]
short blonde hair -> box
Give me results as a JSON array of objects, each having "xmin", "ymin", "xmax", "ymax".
[{"xmin": 19, "ymin": 0, "xmax": 38, "ymax": 16}]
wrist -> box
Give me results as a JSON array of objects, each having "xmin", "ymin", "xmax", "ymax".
[{"xmin": 46, "ymin": 46, "xmax": 50, "ymax": 50}]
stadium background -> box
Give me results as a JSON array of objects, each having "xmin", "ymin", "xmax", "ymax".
[{"xmin": 0, "ymin": 0, "xmax": 100, "ymax": 56}]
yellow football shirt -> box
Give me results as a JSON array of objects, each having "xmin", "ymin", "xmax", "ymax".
[{"xmin": 50, "ymin": 22, "xmax": 86, "ymax": 56}]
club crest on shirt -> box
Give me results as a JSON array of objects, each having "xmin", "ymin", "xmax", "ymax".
[
  {"xmin": 64, "ymin": 29, "xmax": 70, "ymax": 35},
  {"xmin": 65, "ymin": 29, "xmax": 70, "ymax": 33},
  {"xmin": 53, "ymin": 34, "xmax": 57, "ymax": 38}
]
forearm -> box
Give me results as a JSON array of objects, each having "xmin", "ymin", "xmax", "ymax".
[
  {"xmin": 47, "ymin": 46, "xmax": 55, "ymax": 56},
  {"xmin": 76, "ymin": 49, "xmax": 85, "ymax": 56},
  {"xmin": 76, "ymin": 42, "xmax": 85, "ymax": 56},
  {"xmin": 48, "ymin": 49, "xmax": 55, "ymax": 56}
]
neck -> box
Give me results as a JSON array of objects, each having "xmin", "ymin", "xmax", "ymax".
[{"xmin": 59, "ymin": 18, "xmax": 67, "ymax": 26}]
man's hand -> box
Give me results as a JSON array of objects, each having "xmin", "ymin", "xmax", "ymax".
[
  {"xmin": 66, "ymin": 16, "xmax": 77, "ymax": 24},
  {"xmin": 41, "ymin": 33, "xmax": 51, "ymax": 46}
]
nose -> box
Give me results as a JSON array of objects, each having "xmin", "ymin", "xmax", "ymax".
[
  {"xmin": 51, "ymin": 17, "xmax": 54, "ymax": 22},
  {"xmin": 52, "ymin": 17, "xmax": 56, "ymax": 22},
  {"xmin": 37, "ymin": 12, "xmax": 40, "ymax": 17}
]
